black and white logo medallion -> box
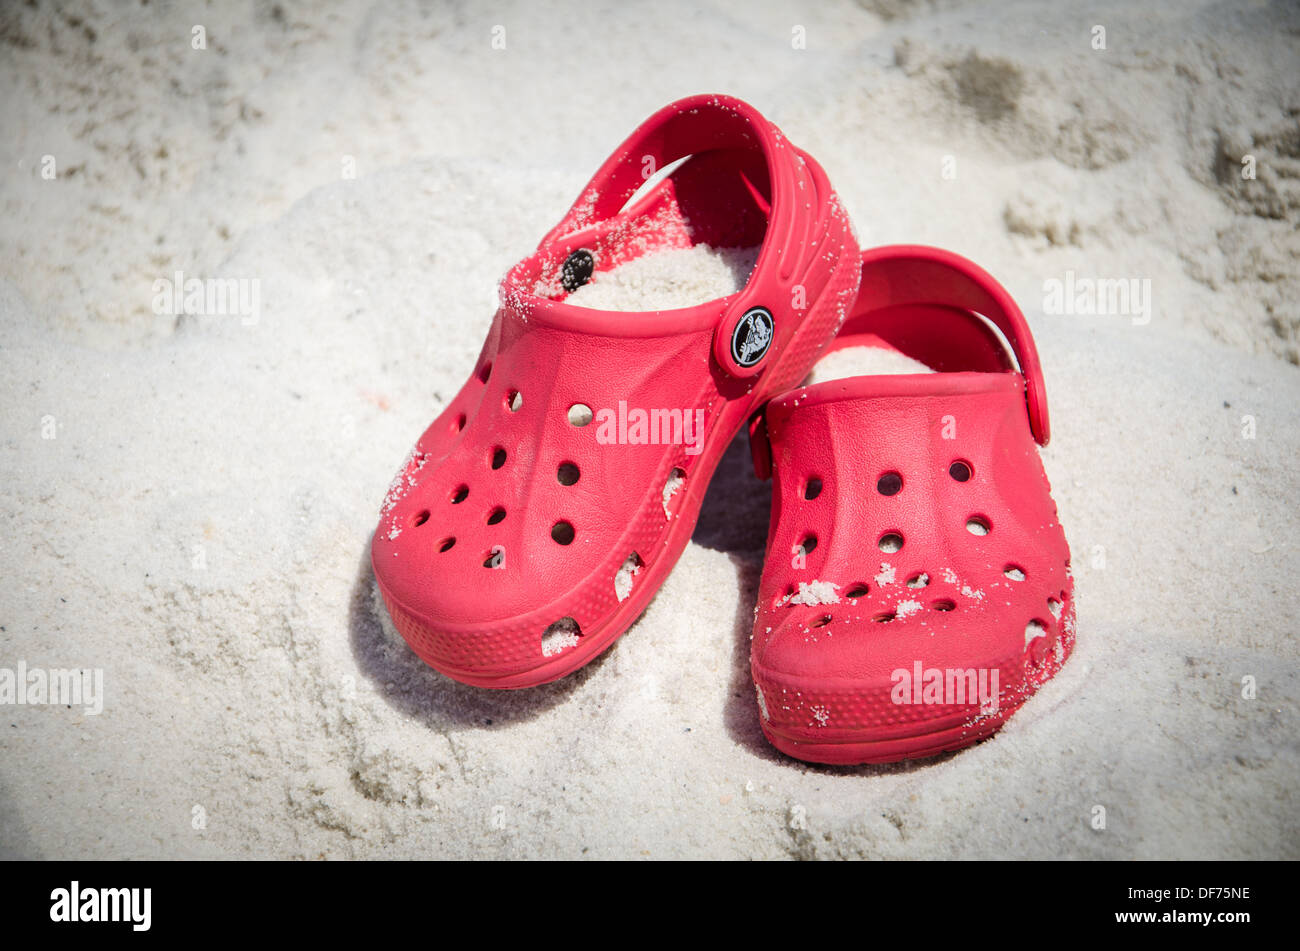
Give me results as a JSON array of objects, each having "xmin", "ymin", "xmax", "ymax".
[{"xmin": 730, "ymin": 306, "xmax": 774, "ymax": 368}]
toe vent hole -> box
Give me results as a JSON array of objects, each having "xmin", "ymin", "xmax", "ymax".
[
  {"xmin": 614, "ymin": 552, "xmax": 643, "ymax": 602},
  {"xmin": 491, "ymin": 447, "xmax": 507, "ymax": 470},
  {"xmin": 1025, "ymin": 619, "xmax": 1047, "ymax": 648},
  {"xmin": 966, "ymin": 516, "xmax": 990, "ymax": 536},
  {"xmin": 483, "ymin": 547, "xmax": 504, "ymax": 569},
  {"xmin": 798, "ymin": 534, "xmax": 818, "ymax": 556},
  {"xmin": 663, "ymin": 467, "xmax": 686, "ymax": 517},
  {"xmin": 949, "ymin": 460, "xmax": 973, "ymax": 482},
  {"xmin": 1004, "ymin": 564, "xmax": 1026, "ymax": 581},
  {"xmin": 877, "ymin": 471, "xmax": 903, "ymax": 496},
  {"xmin": 845, "ymin": 583, "xmax": 869, "ymax": 599},
  {"xmin": 878, "ymin": 532, "xmax": 904, "ymax": 553},
  {"xmin": 906, "ymin": 572, "xmax": 929, "ymax": 589},
  {"xmin": 438, "ymin": 536, "xmax": 456, "ymax": 553},
  {"xmin": 551, "ymin": 521, "xmax": 575, "ymax": 545},
  {"xmin": 411, "ymin": 510, "xmax": 429, "ymax": 528},
  {"xmin": 812, "ymin": 614, "xmax": 833, "ymax": 628},
  {"xmin": 451, "ymin": 485, "xmax": 469, "ymax": 504},
  {"xmin": 804, "ymin": 477, "xmax": 823, "ymax": 500},
  {"xmin": 557, "ymin": 462, "xmax": 580, "ymax": 486},
  {"xmin": 872, "ymin": 612, "xmax": 896, "ymax": 623},
  {"xmin": 568, "ymin": 404, "xmax": 593, "ymax": 427},
  {"xmin": 541, "ymin": 617, "xmax": 582, "ymax": 657},
  {"xmin": 453, "ymin": 413, "xmax": 467, "ymax": 433},
  {"xmin": 487, "ymin": 507, "xmax": 506, "ymax": 525},
  {"xmin": 933, "ymin": 599, "xmax": 956, "ymax": 612},
  {"xmin": 478, "ymin": 363, "xmax": 492, "ymax": 384},
  {"xmin": 505, "ymin": 390, "xmax": 523, "ymax": 412}
]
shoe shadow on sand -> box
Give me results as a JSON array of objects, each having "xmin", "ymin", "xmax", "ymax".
[{"xmin": 347, "ymin": 549, "xmax": 608, "ymax": 730}]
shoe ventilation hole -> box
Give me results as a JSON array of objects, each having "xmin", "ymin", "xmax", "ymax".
[
  {"xmin": 966, "ymin": 516, "xmax": 990, "ymax": 536},
  {"xmin": 933, "ymin": 599, "xmax": 956, "ymax": 612},
  {"xmin": 877, "ymin": 472, "xmax": 903, "ymax": 496},
  {"xmin": 557, "ymin": 462, "xmax": 580, "ymax": 486},
  {"xmin": 878, "ymin": 533, "xmax": 904, "ymax": 553},
  {"xmin": 551, "ymin": 521, "xmax": 575, "ymax": 545},
  {"xmin": 906, "ymin": 572, "xmax": 929, "ymax": 588},
  {"xmin": 812, "ymin": 614, "xmax": 833, "ymax": 628},
  {"xmin": 1048, "ymin": 597, "xmax": 1062, "ymax": 619},
  {"xmin": 804, "ymin": 477, "xmax": 823, "ymax": 500},
  {"xmin": 568, "ymin": 404, "xmax": 593, "ymax": 427},
  {"xmin": 1004, "ymin": 565, "xmax": 1026, "ymax": 581},
  {"xmin": 454, "ymin": 413, "xmax": 467, "ymax": 433},
  {"xmin": 451, "ymin": 485, "xmax": 469, "ymax": 504},
  {"xmin": 663, "ymin": 467, "xmax": 686, "ymax": 516},
  {"xmin": 798, "ymin": 534, "xmax": 818, "ymax": 556},
  {"xmin": 614, "ymin": 552, "xmax": 643, "ymax": 602},
  {"xmin": 483, "ymin": 548, "xmax": 503, "ymax": 568},
  {"xmin": 491, "ymin": 447, "xmax": 507, "ymax": 469},
  {"xmin": 478, "ymin": 363, "xmax": 492, "ymax": 384},
  {"xmin": 845, "ymin": 583, "xmax": 869, "ymax": 599},
  {"xmin": 487, "ymin": 507, "xmax": 506, "ymax": 525},
  {"xmin": 541, "ymin": 617, "xmax": 582, "ymax": 657},
  {"xmin": 438, "ymin": 536, "xmax": 456, "ymax": 552},
  {"xmin": 1025, "ymin": 619, "xmax": 1047, "ymax": 647},
  {"xmin": 873, "ymin": 612, "xmax": 895, "ymax": 623},
  {"xmin": 949, "ymin": 460, "xmax": 972, "ymax": 482},
  {"xmin": 411, "ymin": 510, "xmax": 429, "ymax": 527},
  {"xmin": 506, "ymin": 390, "xmax": 523, "ymax": 412}
]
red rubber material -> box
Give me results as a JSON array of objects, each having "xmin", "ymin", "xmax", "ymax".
[
  {"xmin": 372, "ymin": 95, "xmax": 860, "ymax": 688},
  {"xmin": 749, "ymin": 246, "xmax": 1074, "ymax": 765}
]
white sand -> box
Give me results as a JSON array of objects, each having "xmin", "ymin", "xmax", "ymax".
[
  {"xmin": 566, "ymin": 245, "xmax": 758, "ymax": 312},
  {"xmin": 786, "ymin": 581, "xmax": 843, "ymax": 607},
  {"xmin": 808, "ymin": 346, "xmax": 933, "ymax": 382},
  {"xmin": 1, "ymin": 1, "xmax": 1297, "ymax": 859}
]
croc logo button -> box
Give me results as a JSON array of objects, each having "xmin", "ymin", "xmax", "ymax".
[{"xmin": 731, "ymin": 307, "xmax": 774, "ymax": 368}]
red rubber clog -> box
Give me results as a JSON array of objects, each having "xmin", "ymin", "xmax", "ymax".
[
  {"xmin": 749, "ymin": 245, "xmax": 1074, "ymax": 764},
  {"xmin": 373, "ymin": 95, "xmax": 860, "ymax": 688}
]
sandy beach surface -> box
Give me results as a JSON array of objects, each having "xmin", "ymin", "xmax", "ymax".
[{"xmin": 1, "ymin": 0, "xmax": 1297, "ymax": 859}]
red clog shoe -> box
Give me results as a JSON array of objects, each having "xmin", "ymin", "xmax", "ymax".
[
  {"xmin": 749, "ymin": 245, "xmax": 1074, "ymax": 764},
  {"xmin": 373, "ymin": 95, "xmax": 860, "ymax": 688}
]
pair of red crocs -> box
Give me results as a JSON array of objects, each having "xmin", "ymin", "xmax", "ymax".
[{"xmin": 371, "ymin": 95, "xmax": 1074, "ymax": 765}]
